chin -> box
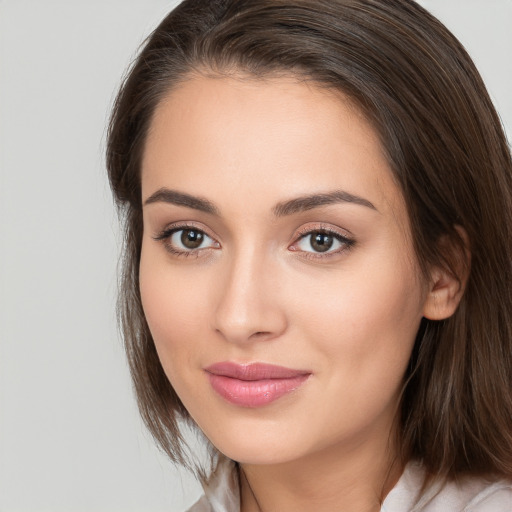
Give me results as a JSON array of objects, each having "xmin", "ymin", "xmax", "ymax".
[
  {"xmin": 197, "ymin": 418, "xmax": 312, "ymax": 466},
  {"xmin": 218, "ymin": 442, "xmax": 299, "ymax": 466}
]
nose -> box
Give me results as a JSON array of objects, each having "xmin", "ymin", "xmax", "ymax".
[{"xmin": 212, "ymin": 249, "xmax": 288, "ymax": 345}]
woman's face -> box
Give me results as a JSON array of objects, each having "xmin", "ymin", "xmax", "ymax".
[{"xmin": 140, "ymin": 75, "xmax": 430, "ymax": 465}]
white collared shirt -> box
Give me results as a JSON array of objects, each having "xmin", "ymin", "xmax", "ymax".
[{"xmin": 186, "ymin": 456, "xmax": 512, "ymax": 512}]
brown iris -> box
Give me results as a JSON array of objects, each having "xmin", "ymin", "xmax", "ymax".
[
  {"xmin": 181, "ymin": 229, "xmax": 204, "ymax": 249},
  {"xmin": 310, "ymin": 232, "xmax": 334, "ymax": 252}
]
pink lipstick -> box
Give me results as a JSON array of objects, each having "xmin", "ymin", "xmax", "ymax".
[{"xmin": 204, "ymin": 362, "xmax": 311, "ymax": 407}]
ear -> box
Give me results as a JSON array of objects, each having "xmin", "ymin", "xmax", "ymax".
[{"xmin": 422, "ymin": 228, "xmax": 470, "ymax": 321}]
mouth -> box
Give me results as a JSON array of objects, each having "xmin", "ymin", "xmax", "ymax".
[{"xmin": 204, "ymin": 362, "xmax": 311, "ymax": 408}]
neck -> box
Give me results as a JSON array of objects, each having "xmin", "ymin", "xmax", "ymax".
[{"xmin": 239, "ymin": 429, "xmax": 402, "ymax": 512}]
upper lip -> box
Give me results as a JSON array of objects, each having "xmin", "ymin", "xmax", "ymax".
[{"xmin": 204, "ymin": 362, "xmax": 311, "ymax": 381}]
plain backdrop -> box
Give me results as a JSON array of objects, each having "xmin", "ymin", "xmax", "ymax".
[{"xmin": 0, "ymin": 1, "xmax": 510, "ymax": 511}]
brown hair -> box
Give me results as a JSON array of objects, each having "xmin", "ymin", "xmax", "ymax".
[{"xmin": 106, "ymin": 0, "xmax": 512, "ymax": 481}]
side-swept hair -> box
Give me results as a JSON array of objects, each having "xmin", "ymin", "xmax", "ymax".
[{"xmin": 106, "ymin": 0, "xmax": 512, "ymax": 480}]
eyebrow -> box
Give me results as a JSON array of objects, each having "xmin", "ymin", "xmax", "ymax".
[
  {"xmin": 143, "ymin": 187, "xmax": 376, "ymax": 216},
  {"xmin": 144, "ymin": 188, "xmax": 220, "ymax": 215},
  {"xmin": 272, "ymin": 190, "xmax": 377, "ymax": 216}
]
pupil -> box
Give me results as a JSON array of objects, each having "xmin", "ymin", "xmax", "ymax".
[
  {"xmin": 181, "ymin": 229, "xmax": 204, "ymax": 249},
  {"xmin": 311, "ymin": 232, "xmax": 333, "ymax": 252}
]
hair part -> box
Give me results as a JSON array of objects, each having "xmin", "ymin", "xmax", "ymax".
[{"xmin": 107, "ymin": 0, "xmax": 512, "ymax": 481}]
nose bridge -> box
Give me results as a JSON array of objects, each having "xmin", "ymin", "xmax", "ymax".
[{"xmin": 212, "ymin": 243, "xmax": 286, "ymax": 344}]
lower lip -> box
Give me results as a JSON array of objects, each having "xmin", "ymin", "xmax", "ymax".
[{"xmin": 206, "ymin": 373, "xmax": 310, "ymax": 407}]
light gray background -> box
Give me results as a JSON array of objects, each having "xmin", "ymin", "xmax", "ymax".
[{"xmin": 0, "ymin": 1, "xmax": 510, "ymax": 511}]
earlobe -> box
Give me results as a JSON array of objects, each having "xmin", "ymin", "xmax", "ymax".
[{"xmin": 422, "ymin": 228, "xmax": 470, "ymax": 321}]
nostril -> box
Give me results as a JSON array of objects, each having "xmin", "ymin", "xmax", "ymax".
[{"xmin": 250, "ymin": 331, "xmax": 272, "ymax": 339}]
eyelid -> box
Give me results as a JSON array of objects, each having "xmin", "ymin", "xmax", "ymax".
[
  {"xmin": 153, "ymin": 220, "xmax": 218, "ymax": 240},
  {"xmin": 294, "ymin": 222, "xmax": 353, "ymax": 239}
]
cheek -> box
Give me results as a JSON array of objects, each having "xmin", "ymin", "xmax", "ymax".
[
  {"xmin": 291, "ymin": 249, "xmax": 425, "ymax": 389},
  {"xmin": 296, "ymin": 262, "xmax": 422, "ymax": 341},
  {"xmin": 138, "ymin": 244, "xmax": 210, "ymax": 374},
  {"xmin": 290, "ymin": 265, "xmax": 423, "ymax": 442}
]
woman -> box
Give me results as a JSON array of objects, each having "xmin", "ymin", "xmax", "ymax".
[{"xmin": 106, "ymin": 0, "xmax": 512, "ymax": 510}]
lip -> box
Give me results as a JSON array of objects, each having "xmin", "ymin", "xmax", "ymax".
[{"xmin": 204, "ymin": 362, "xmax": 311, "ymax": 408}]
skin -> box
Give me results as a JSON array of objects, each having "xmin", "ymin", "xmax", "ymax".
[{"xmin": 139, "ymin": 74, "xmax": 460, "ymax": 512}]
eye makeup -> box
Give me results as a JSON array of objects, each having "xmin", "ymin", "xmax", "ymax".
[{"xmin": 153, "ymin": 221, "xmax": 355, "ymax": 261}]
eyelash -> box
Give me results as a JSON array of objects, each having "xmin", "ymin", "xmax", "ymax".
[{"xmin": 153, "ymin": 224, "xmax": 355, "ymax": 260}]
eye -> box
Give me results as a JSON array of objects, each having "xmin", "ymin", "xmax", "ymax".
[
  {"xmin": 171, "ymin": 228, "xmax": 213, "ymax": 250},
  {"xmin": 154, "ymin": 226, "xmax": 220, "ymax": 256},
  {"xmin": 291, "ymin": 229, "xmax": 354, "ymax": 255}
]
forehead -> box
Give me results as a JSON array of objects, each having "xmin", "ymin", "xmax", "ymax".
[{"xmin": 141, "ymin": 74, "xmax": 403, "ymax": 218}]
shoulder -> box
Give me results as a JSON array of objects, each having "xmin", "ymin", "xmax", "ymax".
[
  {"xmin": 463, "ymin": 480, "xmax": 512, "ymax": 512},
  {"xmin": 382, "ymin": 462, "xmax": 512, "ymax": 512},
  {"xmin": 426, "ymin": 477, "xmax": 512, "ymax": 512}
]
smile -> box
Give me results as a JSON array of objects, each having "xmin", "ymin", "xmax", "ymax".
[{"xmin": 204, "ymin": 362, "xmax": 311, "ymax": 408}]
